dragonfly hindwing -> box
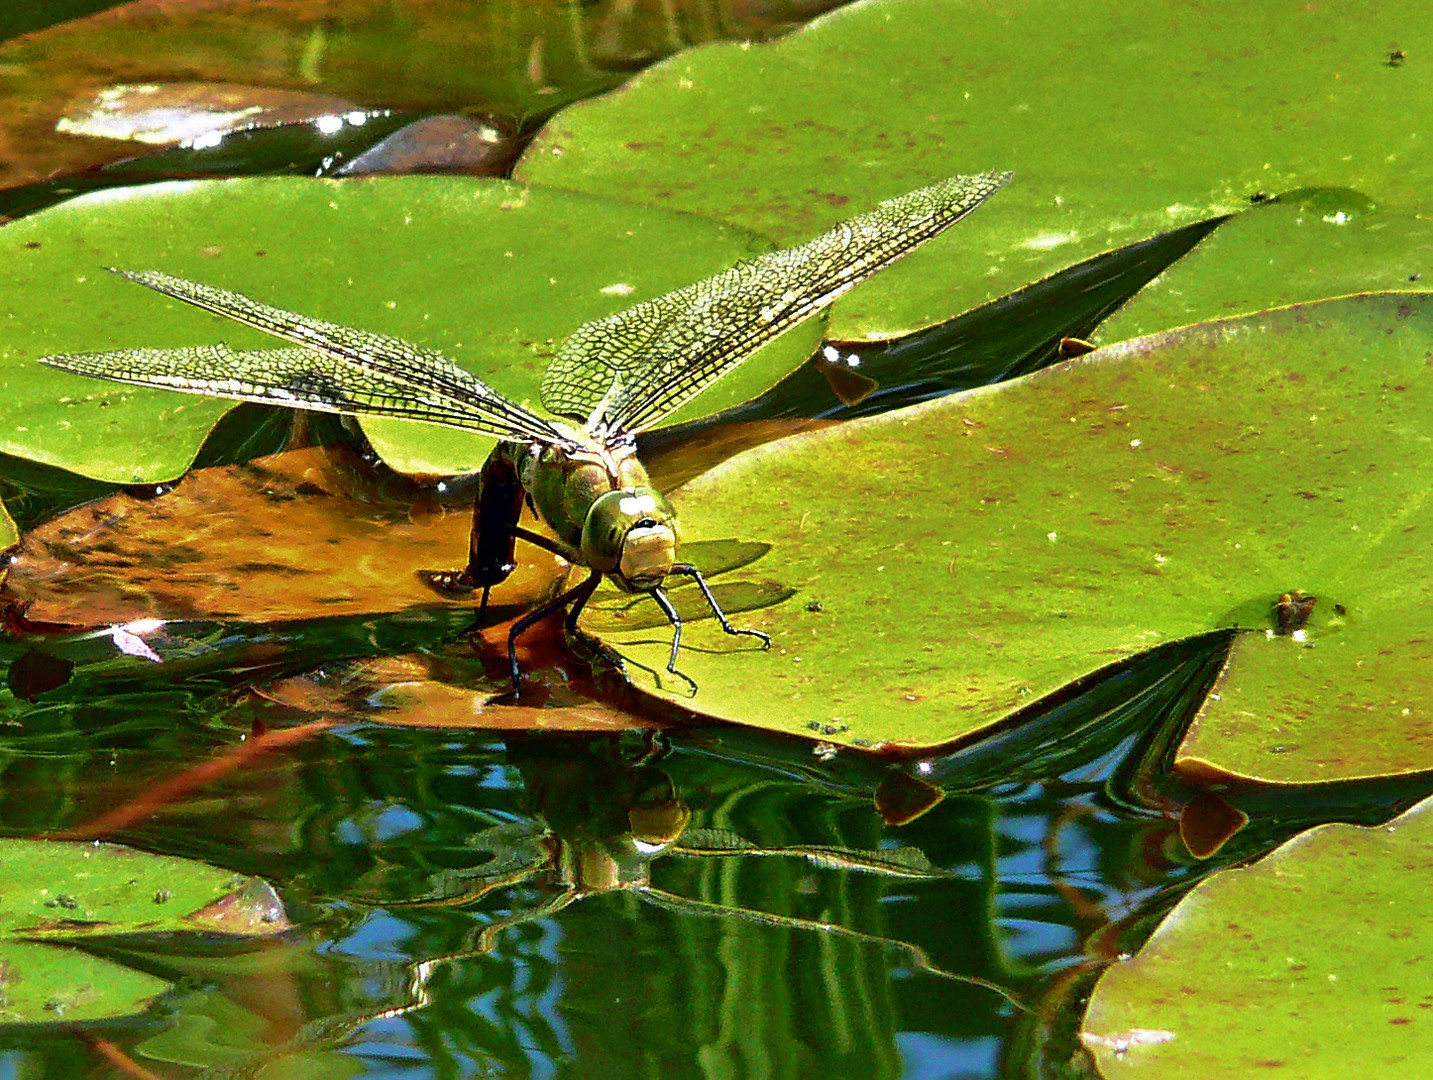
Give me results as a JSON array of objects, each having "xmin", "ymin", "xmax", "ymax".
[
  {"xmin": 540, "ymin": 170, "xmax": 1011, "ymax": 437},
  {"xmin": 40, "ymin": 343, "xmax": 543, "ymax": 437}
]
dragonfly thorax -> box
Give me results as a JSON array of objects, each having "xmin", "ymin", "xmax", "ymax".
[{"xmin": 517, "ymin": 435, "xmax": 676, "ymax": 591}]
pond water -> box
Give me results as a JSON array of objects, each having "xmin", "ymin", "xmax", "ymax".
[
  {"xmin": 2, "ymin": 3, "xmax": 1430, "ymax": 1078},
  {"xmin": 3, "ymin": 597, "xmax": 1418, "ymax": 1077},
  {"xmin": 0, "ymin": 623, "xmax": 1212, "ymax": 1076}
]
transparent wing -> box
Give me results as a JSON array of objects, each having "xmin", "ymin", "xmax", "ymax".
[
  {"xmin": 39, "ymin": 344, "xmax": 552, "ymax": 436},
  {"xmin": 540, "ymin": 171, "xmax": 1011, "ymax": 435},
  {"xmin": 40, "ymin": 269, "xmax": 569, "ymax": 445}
]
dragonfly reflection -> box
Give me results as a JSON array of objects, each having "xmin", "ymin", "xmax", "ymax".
[{"xmin": 353, "ymin": 735, "xmax": 1022, "ymax": 1013}]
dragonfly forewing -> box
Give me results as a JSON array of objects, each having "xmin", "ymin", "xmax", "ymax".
[
  {"xmin": 539, "ymin": 170, "xmax": 1011, "ymax": 436},
  {"xmin": 55, "ymin": 269, "xmax": 569, "ymax": 446}
]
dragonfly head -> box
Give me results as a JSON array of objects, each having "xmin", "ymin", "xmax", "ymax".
[{"xmin": 582, "ymin": 487, "xmax": 677, "ymax": 591}]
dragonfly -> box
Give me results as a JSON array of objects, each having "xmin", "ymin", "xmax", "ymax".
[{"xmin": 39, "ymin": 171, "xmax": 1009, "ymax": 695}]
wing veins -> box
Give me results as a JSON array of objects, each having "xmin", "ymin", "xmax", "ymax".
[
  {"xmin": 108, "ymin": 269, "xmax": 565, "ymax": 445},
  {"xmin": 38, "ymin": 344, "xmax": 544, "ymax": 438},
  {"xmin": 542, "ymin": 171, "xmax": 1011, "ymax": 436}
]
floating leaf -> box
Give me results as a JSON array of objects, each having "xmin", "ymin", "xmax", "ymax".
[
  {"xmin": 2, "ymin": 447, "xmax": 566, "ymax": 626},
  {"xmin": 1083, "ymin": 795, "xmax": 1433, "ymax": 1079},
  {"xmin": 0, "ymin": 837, "xmax": 288, "ymax": 938},
  {"xmin": 588, "ymin": 294, "xmax": 1433, "ymax": 783},
  {"xmin": 55, "ymin": 81, "xmax": 361, "ymax": 145},
  {"xmin": 260, "ymin": 651, "xmax": 667, "ymax": 733},
  {"xmin": 1099, "ymin": 200, "xmax": 1433, "ymax": 341},
  {"xmin": 0, "ymin": 0, "xmax": 840, "ymax": 192},
  {"xmin": 0, "ymin": 837, "xmax": 285, "ymax": 1024},
  {"xmin": 334, "ymin": 114, "xmax": 521, "ymax": 178},
  {"xmin": 0, "ymin": 176, "xmax": 812, "ymax": 482},
  {"xmin": 519, "ymin": 0, "xmax": 1433, "ymax": 339},
  {"xmin": 0, "ymin": 940, "xmax": 171, "ymax": 1025}
]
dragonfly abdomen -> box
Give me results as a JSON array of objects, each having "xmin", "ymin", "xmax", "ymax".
[{"xmin": 464, "ymin": 444, "xmax": 527, "ymax": 587}]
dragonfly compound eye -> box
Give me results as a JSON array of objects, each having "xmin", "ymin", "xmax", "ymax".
[{"xmin": 582, "ymin": 488, "xmax": 677, "ymax": 589}]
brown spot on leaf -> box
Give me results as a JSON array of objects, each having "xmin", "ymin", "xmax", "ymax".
[{"xmin": 806, "ymin": 189, "xmax": 850, "ymax": 209}]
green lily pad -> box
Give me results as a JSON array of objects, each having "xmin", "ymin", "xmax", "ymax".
[
  {"xmin": 518, "ymin": 0, "xmax": 1433, "ymax": 339},
  {"xmin": 1178, "ymin": 527, "xmax": 1431, "ymax": 785},
  {"xmin": 591, "ymin": 293, "xmax": 1433, "ymax": 782},
  {"xmin": 136, "ymin": 988, "xmax": 289, "ymax": 1070},
  {"xmin": 0, "ymin": 495, "xmax": 14, "ymax": 549},
  {"xmin": 0, "ymin": 175, "xmax": 816, "ymax": 482},
  {"xmin": 0, "ymin": 838, "xmax": 287, "ymax": 1026},
  {"xmin": 1082, "ymin": 794, "xmax": 1433, "ymax": 1078},
  {"xmin": 1099, "ymin": 200, "xmax": 1433, "ymax": 341},
  {"xmin": 0, "ymin": 940, "xmax": 171, "ymax": 1025},
  {"xmin": 0, "ymin": 837, "xmax": 287, "ymax": 938}
]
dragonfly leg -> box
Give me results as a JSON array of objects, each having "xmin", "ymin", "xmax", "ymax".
[
  {"xmin": 505, "ymin": 569, "xmax": 602, "ymax": 696},
  {"xmin": 467, "ymin": 527, "xmax": 582, "ymax": 631},
  {"xmin": 669, "ymin": 563, "xmax": 773, "ymax": 649},
  {"xmin": 563, "ymin": 569, "xmax": 602, "ymax": 637},
  {"xmin": 512, "ymin": 526, "xmax": 581, "ymax": 564},
  {"xmin": 561, "ymin": 572, "xmax": 643, "ymax": 689},
  {"xmin": 649, "ymin": 585, "xmax": 699, "ymax": 696}
]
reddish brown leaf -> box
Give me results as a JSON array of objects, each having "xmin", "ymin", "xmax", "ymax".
[{"xmin": 4, "ymin": 446, "xmax": 568, "ymax": 626}]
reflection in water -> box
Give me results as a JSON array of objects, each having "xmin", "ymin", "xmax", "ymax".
[
  {"xmin": 366, "ymin": 731, "xmax": 1021, "ymax": 1067},
  {"xmin": 335, "ymin": 735, "xmax": 1013, "ymax": 1079},
  {"xmin": 2, "ymin": 596, "xmax": 1430, "ymax": 1077}
]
